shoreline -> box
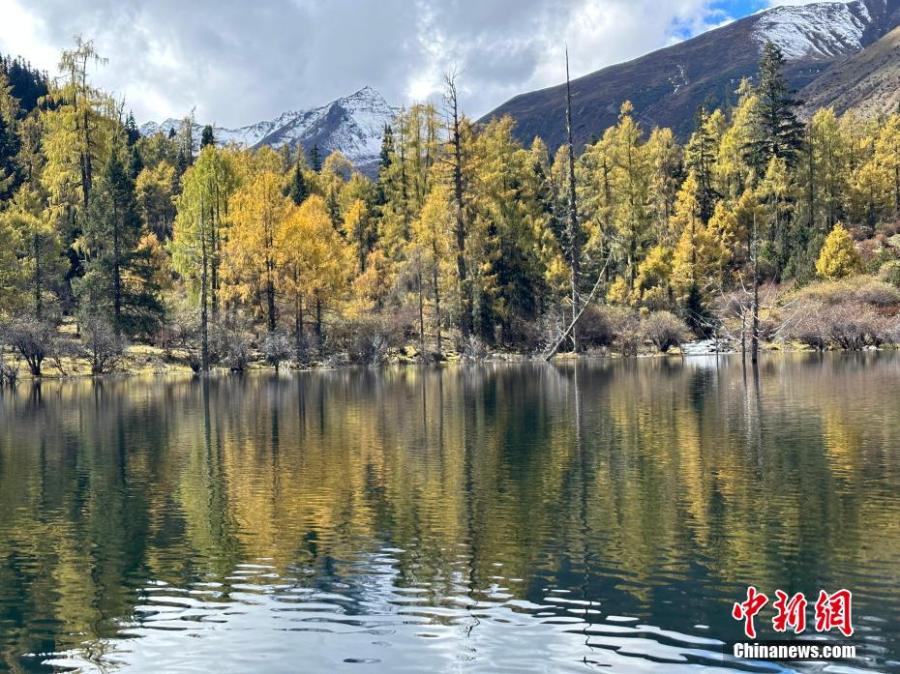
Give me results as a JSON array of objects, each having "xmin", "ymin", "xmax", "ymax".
[{"xmin": 3, "ymin": 340, "xmax": 896, "ymax": 382}]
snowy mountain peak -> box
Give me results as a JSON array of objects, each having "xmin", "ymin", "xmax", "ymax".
[
  {"xmin": 345, "ymin": 85, "xmax": 380, "ymax": 100},
  {"xmin": 752, "ymin": 0, "xmax": 884, "ymax": 60},
  {"xmin": 139, "ymin": 87, "xmax": 398, "ymax": 174}
]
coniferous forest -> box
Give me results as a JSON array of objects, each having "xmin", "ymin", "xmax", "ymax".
[{"xmin": 1, "ymin": 38, "xmax": 900, "ymax": 378}]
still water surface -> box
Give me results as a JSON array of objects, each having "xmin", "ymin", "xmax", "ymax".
[{"xmin": 0, "ymin": 354, "xmax": 898, "ymax": 673}]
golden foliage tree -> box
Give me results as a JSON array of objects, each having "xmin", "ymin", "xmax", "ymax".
[{"xmin": 815, "ymin": 223, "xmax": 861, "ymax": 279}]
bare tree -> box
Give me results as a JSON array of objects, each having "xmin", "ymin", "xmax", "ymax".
[
  {"xmin": 751, "ymin": 212, "xmax": 760, "ymax": 363},
  {"xmin": 444, "ymin": 72, "xmax": 472, "ymax": 340},
  {"xmin": 564, "ymin": 47, "xmax": 581, "ymax": 352}
]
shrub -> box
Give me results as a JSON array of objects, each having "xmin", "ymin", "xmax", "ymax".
[
  {"xmin": 641, "ymin": 311, "xmax": 690, "ymax": 352},
  {"xmin": 263, "ymin": 331, "xmax": 292, "ymax": 371},
  {"xmin": 332, "ymin": 315, "xmax": 400, "ymax": 365},
  {"xmin": 211, "ymin": 317, "xmax": 254, "ymax": 371},
  {"xmin": 462, "ymin": 335, "xmax": 489, "ymax": 361},
  {"xmin": 80, "ymin": 316, "xmax": 127, "ymax": 374},
  {"xmin": 577, "ymin": 305, "xmax": 620, "ymax": 348},
  {"xmin": 785, "ymin": 301, "xmax": 890, "ymax": 350},
  {"xmin": 790, "ymin": 275, "xmax": 900, "ymax": 308},
  {"xmin": 609, "ymin": 307, "xmax": 642, "ymax": 356},
  {"xmin": 160, "ymin": 301, "xmax": 199, "ymax": 353},
  {"xmin": 2, "ymin": 317, "xmax": 55, "ymax": 376},
  {"xmin": 885, "ymin": 316, "xmax": 900, "ymax": 345},
  {"xmin": 879, "ymin": 260, "xmax": 900, "ymax": 288},
  {"xmin": 503, "ymin": 315, "xmax": 544, "ymax": 352},
  {"xmin": 826, "ymin": 304, "xmax": 888, "ymax": 350},
  {"xmin": 0, "ymin": 357, "xmax": 16, "ymax": 384}
]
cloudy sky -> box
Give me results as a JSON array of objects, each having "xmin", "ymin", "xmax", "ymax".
[{"xmin": 0, "ymin": 0, "xmax": 832, "ymax": 127}]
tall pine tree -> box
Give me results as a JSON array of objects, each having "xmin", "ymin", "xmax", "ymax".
[
  {"xmin": 747, "ymin": 42, "xmax": 804, "ymax": 171},
  {"xmin": 77, "ymin": 151, "xmax": 163, "ymax": 336}
]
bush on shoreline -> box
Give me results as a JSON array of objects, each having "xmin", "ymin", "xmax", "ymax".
[{"xmin": 782, "ymin": 275, "xmax": 900, "ymax": 351}]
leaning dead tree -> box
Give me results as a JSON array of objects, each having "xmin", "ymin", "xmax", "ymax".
[{"xmin": 544, "ymin": 257, "xmax": 610, "ymax": 360}]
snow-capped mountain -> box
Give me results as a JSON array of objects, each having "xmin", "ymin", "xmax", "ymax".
[
  {"xmin": 753, "ymin": 0, "xmax": 880, "ymax": 59},
  {"xmin": 140, "ymin": 86, "xmax": 399, "ymax": 173},
  {"xmin": 483, "ymin": 0, "xmax": 900, "ymax": 147}
]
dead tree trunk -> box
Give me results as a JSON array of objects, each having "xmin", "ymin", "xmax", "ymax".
[
  {"xmin": 545, "ymin": 258, "xmax": 610, "ymax": 361},
  {"xmin": 751, "ymin": 212, "xmax": 760, "ymax": 365},
  {"xmin": 445, "ymin": 74, "xmax": 471, "ymax": 341},
  {"xmin": 565, "ymin": 48, "xmax": 581, "ymax": 352}
]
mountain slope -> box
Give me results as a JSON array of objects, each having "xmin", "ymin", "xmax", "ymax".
[
  {"xmin": 141, "ymin": 86, "xmax": 398, "ymax": 173},
  {"xmin": 481, "ymin": 0, "xmax": 900, "ymax": 149},
  {"xmin": 800, "ymin": 24, "xmax": 900, "ymax": 117}
]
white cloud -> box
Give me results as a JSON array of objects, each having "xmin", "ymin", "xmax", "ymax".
[{"xmin": 0, "ymin": 0, "xmax": 739, "ymax": 126}]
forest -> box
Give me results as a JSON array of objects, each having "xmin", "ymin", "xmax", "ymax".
[{"xmin": 0, "ymin": 39, "xmax": 899, "ymax": 378}]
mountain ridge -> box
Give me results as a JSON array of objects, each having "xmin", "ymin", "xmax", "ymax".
[
  {"xmin": 140, "ymin": 86, "xmax": 399, "ymax": 173},
  {"xmin": 481, "ymin": 0, "xmax": 900, "ymax": 149},
  {"xmin": 799, "ymin": 24, "xmax": 900, "ymax": 117}
]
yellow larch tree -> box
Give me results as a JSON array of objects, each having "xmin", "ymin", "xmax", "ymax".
[{"xmin": 224, "ymin": 168, "xmax": 287, "ymax": 332}]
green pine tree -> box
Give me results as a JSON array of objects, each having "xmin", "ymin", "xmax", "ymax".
[
  {"xmin": 309, "ymin": 145, "xmax": 322, "ymax": 172},
  {"xmin": 747, "ymin": 42, "xmax": 805, "ymax": 170},
  {"xmin": 287, "ymin": 161, "xmax": 308, "ymax": 205},
  {"xmin": 0, "ymin": 113, "xmax": 19, "ymax": 200},
  {"xmin": 77, "ymin": 151, "xmax": 163, "ymax": 336},
  {"xmin": 200, "ymin": 124, "xmax": 215, "ymax": 149}
]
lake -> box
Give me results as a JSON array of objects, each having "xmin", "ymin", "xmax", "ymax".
[{"xmin": 0, "ymin": 354, "xmax": 898, "ymax": 673}]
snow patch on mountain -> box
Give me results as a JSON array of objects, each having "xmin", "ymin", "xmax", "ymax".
[
  {"xmin": 753, "ymin": 1, "xmax": 872, "ymax": 59},
  {"xmin": 140, "ymin": 86, "xmax": 398, "ymax": 172}
]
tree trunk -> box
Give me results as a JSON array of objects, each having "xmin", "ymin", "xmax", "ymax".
[
  {"xmin": 751, "ymin": 213, "xmax": 760, "ymax": 365},
  {"xmin": 266, "ymin": 278, "xmax": 276, "ymax": 333},
  {"xmin": 112, "ymin": 203, "xmax": 122, "ymax": 329},
  {"xmin": 33, "ymin": 233, "xmax": 43, "ymax": 320},
  {"xmin": 807, "ymin": 127, "xmax": 815, "ymax": 234},
  {"xmin": 446, "ymin": 75, "xmax": 471, "ymax": 340},
  {"xmin": 294, "ymin": 294, "xmax": 303, "ymax": 359},
  {"xmin": 432, "ymin": 253, "xmax": 442, "ymax": 355},
  {"xmin": 565, "ymin": 49, "xmax": 580, "ymax": 352},
  {"xmin": 417, "ymin": 267, "xmax": 426, "ymax": 357},
  {"xmin": 200, "ymin": 218, "xmax": 209, "ymax": 373},
  {"xmin": 211, "ymin": 194, "xmax": 220, "ymax": 321},
  {"xmin": 315, "ymin": 295, "xmax": 323, "ymax": 350}
]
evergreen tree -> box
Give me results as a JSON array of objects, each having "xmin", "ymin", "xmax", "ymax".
[
  {"xmin": 379, "ymin": 124, "xmax": 394, "ymax": 170},
  {"xmin": 286, "ymin": 160, "xmax": 309, "ymax": 206},
  {"xmin": 127, "ymin": 144, "xmax": 144, "ymax": 181},
  {"xmin": 1, "ymin": 186, "xmax": 65, "ymax": 320},
  {"xmin": 77, "ymin": 151, "xmax": 162, "ymax": 336},
  {"xmin": 0, "ymin": 55, "xmax": 49, "ymax": 115},
  {"xmin": 200, "ymin": 124, "xmax": 215, "ymax": 149},
  {"xmin": 747, "ymin": 42, "xmax": 804, "ymax": 170},
  {"xmin": 685, "ymin": 107, "xmax": 721, "ymax": 223},
  {"xmin": 175, "ymin": 115, "xmax": 195, "ymax": 175},
  {"xmin": 309, "ymin": 145, "xmax": 322, "ymax": 172},
  {"xmin": 124, "ymin": 112, "xmax": 140, "ymax": 145},
  {"xmin": 0, "ymin": 113, "xmax": 20, "ymax": 200}
]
